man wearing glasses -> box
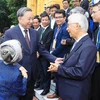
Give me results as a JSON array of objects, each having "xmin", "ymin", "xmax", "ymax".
[{"xmin": 90, "ymin": 0, "xmax": 100, "ymax": 100}]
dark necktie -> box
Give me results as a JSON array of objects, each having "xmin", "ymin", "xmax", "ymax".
[{"xmin": 24, "ymin": 29, "xmax": 30, "ymax": 48}]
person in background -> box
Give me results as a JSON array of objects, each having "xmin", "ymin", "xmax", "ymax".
[
  {"xmin": 72, "ymin": 0, "xmax": 81, "ymax": 8},
  {"xmin": 37, "ymin": 12, "xmax": 54, "ymax": 95},
  {"xmin": 62, "ymin": 0, "xmax": 71, "ymax": 22},
  {"xmin": 32, "ymin": 15, "xmax": 43, "ymax": 35},
  {"xmin": 32, "ymin": 15, "xmax": 44, "ymax": 89},
  {"xmin": 48, "ymin": 13, "xmax": 97, "ymax": 100},
  {"xmin": 89, "ymin": 0, "xmax": 100, "ymax": 100},
  {"xmin": 0, "ymin": 39, "xmax": 28, "ymax": 100},
  {"xmin": 45, "ymin": 6, "xmax": 51, "ymax": 16},
  {"xmin": 49, "ymin": 4, "xmax": 59, "ymax": 30},
  {"xmin": 47, "ymin": 9, "xmax": 71, "ymax": 99}
]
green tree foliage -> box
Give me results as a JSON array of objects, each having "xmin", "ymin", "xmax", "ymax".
[
  {"xmin": 0, "ymin": 0, "xmax": 11, "ymax": 32},
  {"xmin": 7, "ymin": 0, "xmax": 26, "ymax": 25}
]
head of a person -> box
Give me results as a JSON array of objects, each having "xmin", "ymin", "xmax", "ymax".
[
  {"xmin": 54, "ymin": 4, "xmax": 60, "ymax": 10},
  {"xmin": 69, "ymin": 6, "xmax": 85, "ymax": 15},
  {"xmin": 54, "ymin": 9, "xmax": 66, "ymax": 26},
  {"xmin": 41, "ymin": 12, "xmax": 50, "ymax": 27},
  {"xmin": 17, "ymin": 7, "xmax": 33, "ymax": 29},
  {"xmin": 50, "ymin": 4, "xmax": 59, "ymax": 17},
  {"xmin": 33, "ymin": 15, "xmax": 41, "ymax": 29},
  {"xmin": 0, "ymin": 40, "xmax": 22, "ymax": 64},
  {"xmin": 72, "ymin": 0, "xmax": 81, "ymax": 8},
  {"xmin": 67, "ymin": 13, "xmax": 88, "ymax": 40},
  {"xmin": 90, "ymin": 0, "xmax": 100, "ymax": 23},
  {"xmin": 45, "ymin": 6, "xmax": 50, "ymax": 15},
  {"xmin": 62, "ymin": 0, "xmax": 70, "ymax": 10}
]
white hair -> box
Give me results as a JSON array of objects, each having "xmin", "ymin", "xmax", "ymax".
[{"xmin": 68, "ymin": 13, "xmax": 88, "ymax": 32}]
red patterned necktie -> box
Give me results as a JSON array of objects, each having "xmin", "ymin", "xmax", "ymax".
[{"xmin": 24, "ymin": 29, "xmax": 30, "ymax": 48}]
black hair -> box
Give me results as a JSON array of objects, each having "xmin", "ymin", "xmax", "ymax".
[
  {"xmin": 62, "ymin": 0, "xmax": 70, "ymax": 4},
  {"xmin": 34, "ymin": 15, "xmax": 41, "ymax": 23},
  {"xmin": 54, "ymin": 9, "xmax": 66, "ymax": 17},
  {"xmin": 40, "ymin": 12, "xmax": 50, "ymax": 20}
]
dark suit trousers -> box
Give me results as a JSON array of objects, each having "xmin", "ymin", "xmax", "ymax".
[
  {"xmin": 35, "ymin": 59, "xmax": 44, "ymax": 85},
  {"xmin": 91, "ymin": 64, "xmax": 100, "ymax": 100},
  {"xmin": 40, "ymin": 59, "xmax": 51, "ymax": 90}
]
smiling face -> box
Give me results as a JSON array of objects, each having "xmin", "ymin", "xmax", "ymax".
[
  {"xmin": 55, "ymin": 13, "xmax": 66, "ymax": 26},
  {"xmin": 18, "ymin": 11, "xmax": 34, "ymax": 29},
  {"xmin": 33, "ymin": 19, "xmax": 40, "ymax": 29},
  {"xmin": 41, "ymin": 16, "xmax": 50, "ymax": 27}
]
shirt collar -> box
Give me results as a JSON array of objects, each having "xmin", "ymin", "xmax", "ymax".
[
  {"xmin": 76, "ymin": 33, "xmax": 88, "ymax": 43},
  {"xmin": 41, "ymin": 25, "xmax": 49, "ymax": 30},
  {"xmin": 19, "ymin": 24, "xmax": 28, "ymax": 32}
]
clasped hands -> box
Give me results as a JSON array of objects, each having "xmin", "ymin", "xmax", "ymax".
[{"xmin": 48, "ymin": 58, "xmax": 64, "ymax": 72}]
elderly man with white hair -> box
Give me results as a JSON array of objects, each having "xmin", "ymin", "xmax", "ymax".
[{"xmin": 48, "ymin": 13, "xmax": 97, "ymax": 100}]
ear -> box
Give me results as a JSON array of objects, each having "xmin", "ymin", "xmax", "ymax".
[
  {"xmin": 76, "ymin": 23, "xmax": 81, "ymax": 29},
  {"xmin": 18, "ymin": 17, "xmax": 21, "ymax": 22},
  {"xmin": 64, "ymin": 17, "xmax": 66, "ymax": 21}
]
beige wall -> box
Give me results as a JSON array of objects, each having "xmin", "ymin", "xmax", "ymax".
[{"xmin": 27, "ymin": 0, "xmax": 63, "ymax": 15}]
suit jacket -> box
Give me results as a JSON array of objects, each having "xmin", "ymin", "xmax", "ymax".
[
  {"xmin": 51, "ymin": 22, "xmax": 71, "ymax": 57},
  {"xmin": 37, "ymin": 26, "xmax": 44, "ymax": 37},
  {"xmin": 57, "ymin": 35, "xmax": 97, "ymax": 100},
  {"xmin": 65, "ymin": 8, "xmax": 70, "ymax": 22},
  {"xmin": 4, "ymin": 25, "xmax": 56, "ymax": 80},
  {"xmin": 0, "ymin": 60, "xmax": 27, "ymax": 100},
  {"xmin": 40, "ymin": 26, "xmax": 53, "ymax": 51}
]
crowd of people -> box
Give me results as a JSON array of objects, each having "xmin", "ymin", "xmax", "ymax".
[{"xmin": 0, "ymin": 0, "xmax": 100, "ymax": 100}]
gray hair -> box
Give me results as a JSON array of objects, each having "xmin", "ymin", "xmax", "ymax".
[
  {"xmin": 17, "ymin": 7, "xmax": 32, "ymax": 17},
  {"xmin": 69, "ymin": 7, "xmax": 89, "ymax": 18},
  {"xmin": 68, "ymin": 13, "xmax": 88, "ymax": 32},
  {"xmin": 69, "ymin": 7, "xmax": 85, "ymax": 15}
]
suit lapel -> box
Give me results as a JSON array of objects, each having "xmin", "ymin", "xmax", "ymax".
[{"xmin": 63, "ymin": 35, "xmax": 89, "ymax": 62}]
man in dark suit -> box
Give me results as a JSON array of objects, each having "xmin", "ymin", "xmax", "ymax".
[
  {"xmin": 48, "ymin": 13, "xmax": 97, "ymax": 100},
  {"xmin": 4, "ymin": 7, "xmax": 63, "ymax": 100},
  {"xmin": 37, "ymin": 12, "xmax": 54, "ymax": 95},
  {"xmin": 62, "ymin": 0, "xmax": 71, "ymax": 22},
  {"xmin": 32, "ymin": 15, "xmax": 44, "ymax": 89}
]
